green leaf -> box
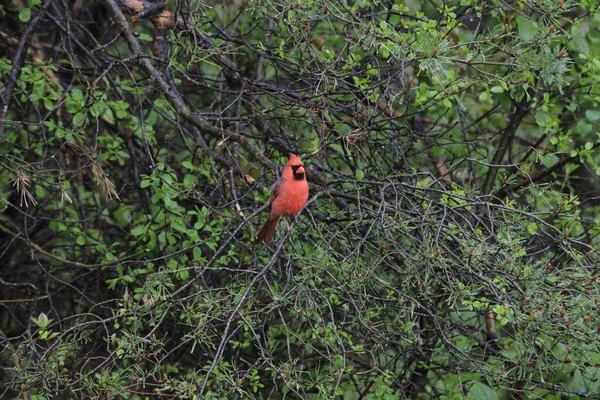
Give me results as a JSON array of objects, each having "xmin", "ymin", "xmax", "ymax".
[
  {"xmin": 577, "ymin": 119, "xmax": 592, "ymax": 135},
  {"xmin": 140, "ymin": 178, "xmax": 152, "ymax": 188},
  {"xmin": 32, "ymin": 312, "xmax": 51, "ymax": 329},
  {"xmin": 171, "ymin": 216, "xmax": 187, "ymax": 233},
  {"xmin": 516, "ymin": 16, "xmax": 537, "ymax": 42},
  {"xmin": 139, "ymin": 33, "xmax": 153, "ymax": 42},
  {"xmin": 73, "ymin": 112, "xmax": 86, "ymax": 127},
  {"xmin": 183, "ymin": 174, "xmax": 196, "ymax": 187},
  {"xmin": 585, "ymin": 110, "xmax": 600, "ymax": 121},
  {"xmin": 468, "ymin": 382, "xmax": 498, "ymax": 400},
  {"xmin": 131, "ymin": 226, "xmax": 146, "ymax": 237},
  {"xmin": 571, "ymin": 27, "xmax": 590, "ymax": 56},
  {"xmin": 193, "ymin": 246, "xmax": 202, "ymax": 261},
  {"xmin": 568, "ymin": 370, "xmax": 587, "ymax": 392},
  {"xmin": 19, "ymin": 8, "xmax": 31, "ymax": 22},
  {"xmin": 379, "ymin": 44, "xmax": 390, "ymax": 59},
  {"xmin": 114, "ymin": 206, "xmax": 133, "ymax": 228}
]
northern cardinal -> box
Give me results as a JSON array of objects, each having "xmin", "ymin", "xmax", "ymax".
[{"xmin": 256, "ymin": 153, "xmax": 309, "ymax": 243}]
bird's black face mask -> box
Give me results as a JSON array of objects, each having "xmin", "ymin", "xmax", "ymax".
[{"xmin": 291, "ymin": 165, "xmax": 305, "ymax": 181}]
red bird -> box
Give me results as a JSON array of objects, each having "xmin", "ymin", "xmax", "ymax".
[{"xmin": 256, "ymin": 153, "xmax": 309, "ymax": 243}]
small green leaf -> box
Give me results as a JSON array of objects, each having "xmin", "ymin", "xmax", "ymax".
[
  {"xmin": 356, "ymin": 170, "xmax": 364, "ymax": 180},
  {"xmin": 379, "ymin": 45, "xmax": 390, "ymax": 59},
  {"xmin": 32, "ymin": 312, "xmax": 51, "ymax": 329},
  {"xmin": 19, "ymin": 8, "xmax": 31, "ymax": 22},
  {"xmin": 577, "ymin": 119, "xmax": 592, "ymax": 135},
  {"xmin": 182, "ymin": 161, "xmax": 194, "ymax": 170},
  {"xmin": 171, "ymin": 217, "xmax": 187, "ymax": 233},
  {"xmin": 571, "ymin": 28, "xmax": 590, "ymax": 56},
  {"xmin": 139, "ymin": 33, "xmax": 153, "ymax": 42},
  {"xmin": 140, "ymin": 178, "xmax": 152, "ymax": 188},
  {"xmin": 193, "ymin": 247, "xmax": 202, "ymax": 261},
  {"xmin": 183, "ymin": 174, "xmax": 196, "ymax": 187},
  {"xmin": 585, "ymin": 109, "xmax": 600, "ymax": 121},
  {"xmin": 468, "ymin": 382, "xmax": 498, "ymax": 400},
  {"xmin": 568, "ymin": 370, "xmax": 587, "ymax": 392},
  {"xmin": 516, "ymin": 16, "xmax": 537, "ymax": 42},
  {"xmin": 131, "ymin": 226, "xmax": 146, "ymax": 237},
  {"xmin": 73, "ymin": 112, "xmax": 86, "ymax": 127}
]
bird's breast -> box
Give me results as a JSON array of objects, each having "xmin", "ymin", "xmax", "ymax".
[{"xmin": 271, "ymin": 180, "xmax": 308, "ymax": 217}]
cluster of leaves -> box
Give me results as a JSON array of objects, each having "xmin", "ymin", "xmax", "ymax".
[{"xmin": 2, "ymin": 0, "xmax": 600, "ymax": 399}]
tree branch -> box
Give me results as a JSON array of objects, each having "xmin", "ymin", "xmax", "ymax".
[
  {"xmin": 103, "ymin": 0, "xmax": 275, "ymax": 170},
  {"xmin": 0, "ymin": 0, "xmax": 53, "ymax": 139},
  {"xmin": 481, "ymin": 99, "xmax": 530, "ymax": 196}
]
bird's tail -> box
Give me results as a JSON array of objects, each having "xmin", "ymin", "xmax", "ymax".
[{"xmin": 256, "ymin": 216, "xmax": 280, "ymax": 243}]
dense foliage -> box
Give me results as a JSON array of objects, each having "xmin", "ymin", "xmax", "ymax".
[{"xmin": 2, "ymin": 0, "xmax": 600, "ymax": 398}]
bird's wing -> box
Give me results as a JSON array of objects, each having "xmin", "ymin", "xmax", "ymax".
[{"xmin": 269, "ymin": 178, "xmax": 281, "ymax": 203}]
